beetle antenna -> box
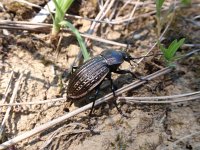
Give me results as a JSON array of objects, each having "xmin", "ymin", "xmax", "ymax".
[
  {"xmin": 129, "ymin": 53, "xmax": 163, "ymax": 60},
  {"xmin": 124, "ymin": 40, "xmax": 132, "ymax": 52}
]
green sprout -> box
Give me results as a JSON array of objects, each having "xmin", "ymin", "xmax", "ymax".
[
  {"xmin": 159, "ymin": 38, "xmax": 185, "ymax": 66},
  {"xmin": 181, "ymin": 0, "xmax": 191, "ymax": 5},
  {"xmin": 155, "ymin": 0, "xmax": 165, "ymax": 37},
  {"xmin": 59, "ymin": 21, "xmax": 90, "ymax": 61},
  {"xmin": 51, "ymin": 0, "xmax": 74, "ymax": 36},
  {"xmin": 156, "ymin": 0, "xmax": 165, "ymax": 19},
  {"xmin": 51, "ymin": 0, "xmax": 90, "ymax": 61}
]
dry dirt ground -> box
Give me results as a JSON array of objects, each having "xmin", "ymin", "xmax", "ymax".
[{"xmin": 0, "ymin": 0, "xmax": 200, "ymax": 150}]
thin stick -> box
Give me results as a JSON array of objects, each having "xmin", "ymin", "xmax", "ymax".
[
  {"xmin": 184, "ymin": 49, "xmax": 200, "ymax": 57},
  {"xmin": 99, "ymin": 0, "xmax": 116, "ymax": 20},
  {"xmin": 118, "ymin": 91, "xmax": 200, "ymax": 100},
  {"xmin": 0, "ymin": 97, "xmax": 65, "ymax": 107},
  {"xmin": 1, "ymin": 71, "xmax": 14, "ymax": 104},
  {"xmin": 0, "ymin": 67, "xmax": 172, "ymax": 150},
  {"xmin": 106, "ymin": 1, "xmax": 119, "ymax": 25},
  {"xmin": 0, "ymin": 72, "xmax": 24, "ymax": 135},
  {"xmin": 118, "ymin": 95, "xmax": 200, "ymax": 104},
  {"xmin": 55, "ymin": 34, "xmax": 63, "ymax": 59},
  {"xmin": 40, "ymin": 123, "xmax": 87, "ymax": 150},
  {"xmin": 55, "ymin": 129, "xmax": 91, "ymax": 137},
  {"xmin": 78, "ymin": 33, "xmax": 127, "ymax": 47},
  {"xmin": 108, "ymin": 10, "xmax": 156, "ymax": 24},
  {"xmin": 110, "ymin": 1, "xmax": 180, "ymax": 24},
  {"xmin": 0, "ymin": 20, "xmax": 51, "ymax": 33},
  {"xmin": 14, "ymin": 0, "xmax": 42, "ymax": 9},
  {"xmin": 183, "ymin": 44, "xmax": 200, "ymax": 48},
  {"xmin": 116, "ymin": 0, "xmax": 132, "ymax": 18},
  {"xmin": 88, "ymin": 0, "xmax": 111, "ymax": 34},
  {"xmin": 125, "ymin": 0, "xmax": 140, "ymax": 25},
  {"xmin": 0, "ymin": 20, "xmax": 51, "ymax": 26}
]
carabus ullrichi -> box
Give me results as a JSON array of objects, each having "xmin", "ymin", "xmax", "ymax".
[{"xmin": 67, "ymin": 49, "xmax": 140, "ymax": 116}]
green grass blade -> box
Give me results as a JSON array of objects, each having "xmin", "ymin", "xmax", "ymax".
[
  {"xmin": 59, "ymin": 21, "xmax": 90, "ymax": 61},
  {"xmin": 173, "ymin": 38, "xmax": 185, "ymax": 51},
  {"xmin": 156, "ymin": 0, "xmax": 165, "ymax": 18},
  {"xmin": 52, "ymin": 0, "xmax": 74, "ymax": 36},
  {"xmin": 53, "ymin": 0, "xmax": 64, "ymax": 21},
  {"xmin": 181, "ymin": 0, "xmax": 191, "ymax": 5},
  {"xmin": 61, "ymin": 0, "xmax": 74, "ymax": 13},
  {"xmin": 159, "ymin": 42, "xmax": 166, "ymax": 53},
  {"xmin": 52, "ymin": 0, "xmax": 64, "ymax": 35},
  {"xmin": 158, "ymin": 42, "xmax": 168, "ymax": 59},
  {"xmin": 166, "ymin": 39, "xmax": 178, "ymax": 60},
  {"xmin": 159, "ymin": 38, "xmax": 185, "ymax": 65},
  {"xmin": 168, "ymin": 38, "xmax": 185, "ymax": 60}
]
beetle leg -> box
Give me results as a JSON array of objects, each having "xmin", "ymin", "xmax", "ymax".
[
  {"xmin": 114, "ymin": 69, "xmax": 146, "ymax": 81},
  {"xmin": 89, "ymin": 85, "xmax": 101, "ymax": 116},
  {"xmin": 107, "ymin": 73, "xmax": 117, "ymax": 97},
  {"xmin": 87, "ymin": 86, "xmax": 101, "ymax": 129},
  {"xmin": 113, "ymin": 101, "xmax": 128, "ymax": 118},
  {"xmin": 107, "ymin": 73, "xmax": 128, "ymax": 118}
]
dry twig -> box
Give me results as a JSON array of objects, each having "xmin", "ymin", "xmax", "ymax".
[
  {"xmin": 40, "ymin": 123, "xmax": 88, "ymax": 150},
  {"xmin": 0, "ymin": 72, "xmax": 24, "ymax": 135},
  {"xmin": 1, "ymin": 71, "xmax": 14, "ymax": 104},
  {"xmin": 118, "ymin": 91, "xmax": 200, "ymax": 104},
  {"xmin": 0, "ymin": 97, "xmax": 65, "ymax": 107}
]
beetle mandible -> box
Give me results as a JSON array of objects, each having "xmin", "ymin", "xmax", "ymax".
[{"xmin": 67, "ymin": 50, "xmax": 139, "ymax": 116}]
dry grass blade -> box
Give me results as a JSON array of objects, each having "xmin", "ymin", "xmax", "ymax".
[
  {"xmin": 0, "ymin": 67, "xmax": 172, "ymax": 150},
  {"xmin": 0, "ymin": 72, "xmax": 24, "ymax": 135},
  {"xmin": 0, "ymin": 97, "xmax": 65, "ymax": 107},
  {"xmin": 99, "ymin": 0, "xmax": 116, "ymax": 20},
  {"xmin": 183, "ymin": 44, "xmax": 200, "ymax": 48},
  {"xmin": 118, "ymin": 91, "xmax": 200, "ymax": 104},
  {"xmin": 125, "ymin": 0, "xmax": 140, "ymax": 25},
  {"xmin": 14, "ymin": 0, "xmax": 43, "ymax": 9},
  {"xmin": 79, "ymin": 33, "xmax": 127, "ymax": 47},
  {"xmin": 0, "ymin": 20, "xmax": 51, "ymax": 26},
  {"xmin": 1, "ymin": 71, "xmax": 14, "ymax": 104},
  {"xmin": 0, "ymin": 20, "xmax": 51, "ymax": 32},
  {"xmin": 40, "ymin": 123, "xmax": 88, "ymax": 150}
]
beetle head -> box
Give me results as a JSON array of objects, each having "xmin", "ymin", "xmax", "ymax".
[
  {"xmin": 121, "ymin": 51, "xmax": 138, "ymax": 66},
  {"xmin": 121, "ymin": 51, "xmax": 131, "ymax": 61}
]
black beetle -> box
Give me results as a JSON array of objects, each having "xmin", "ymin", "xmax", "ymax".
[{"xmin": 67, "ymin": 50, "xmax": 140, "ymax": 115}]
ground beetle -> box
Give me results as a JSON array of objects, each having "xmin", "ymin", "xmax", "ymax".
[{"xmin": 67, "ymin": 50, "xmax": 141, "ymax": 116}]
